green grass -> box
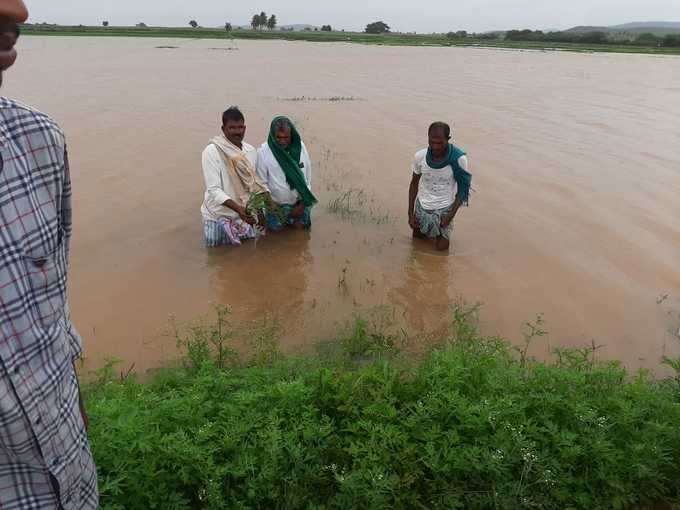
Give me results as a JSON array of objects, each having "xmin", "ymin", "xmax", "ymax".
[
  {"xmin": 21, "ymin": 25, "xmax": 680, "ymax": 55},
  {"xmin": 85, "ymin": 305, "xmax": 680, "ymax": 509},
  {"xmin": 327, "ymin": 188, "xmax": 394, "ymax": 225}
]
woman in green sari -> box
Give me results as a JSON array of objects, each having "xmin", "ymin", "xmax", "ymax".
[{"xmin": 256, "ymin": 116, "xmax": 317, "ymax": 230}]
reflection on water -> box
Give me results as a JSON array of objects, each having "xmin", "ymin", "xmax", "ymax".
[
  {"xmin": 393, "ymin": 240, "xmax": 454, "ymax": 334},
  {"xmin": 205, "ymin": 230, "xmax": 313, "ymax": 338},
  {"xmin": 5, "ymin": 36, "xmax": 679, "ymax": 374}
]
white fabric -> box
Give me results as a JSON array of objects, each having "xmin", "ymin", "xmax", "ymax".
[
  {"xmin": 200, "ymin": 142, "xmax": 258, "ymax": 220},
  {"xmin": 412, "ymin": 148, "xmax": 469, "ymax": 210},
  {"xmin": 256, "ymin": 142, "xmax": 312, "ymax": 205}
]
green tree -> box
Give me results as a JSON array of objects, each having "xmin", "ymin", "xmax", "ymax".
[
  {"xmin": 663, "ymin": 34, "xmax": 680, "ymax": 47},
  {"xmin": 258, "ymin": 11, "xmax": 267, "ymax": 29},
  {"xmin": 224, "ymin": 22, "xmax": 232, "ymax": 32},
  {"xmin": 446, "ymin": 30, "xmax": 467, "ymax": 39},
  {"xmin": 189, "ymin": 20, "xmax": 198, "ymax": 28},
  {"xmin": 578, "ymin": 31, "xmax": 608, "ymax": 44},
  {"xmin": 633, "ymin": 32, "xmax": 660, "ymax": 46},
  {"xmin": 365, "ymin": 21, "xmax": 390, "ymax": 34},
  {"xmin": 267, "ymin": 14, "xmax": 277, "ymax": 31},
  {"xmin": 102, "ymin": 21, "xmax": 109, "ymax": 27},
  {"xmin": 251, "ymin": 14, "xmax": 259, "ymax": 30},
  {"xmin": 321, "ymin": 25, "xmax": 332, "ymax": 32},
  {"xmin": 505, "ymin": 29, "xmax": 543, "ymax": 41}
]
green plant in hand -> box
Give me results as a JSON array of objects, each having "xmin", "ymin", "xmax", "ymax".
[{"xmin": 246, "ymin": 192, "xmax": 286, "ymax": 227}]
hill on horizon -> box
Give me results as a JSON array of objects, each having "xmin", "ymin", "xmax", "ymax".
[
  {"xmin": 566, "ymin": 21, "xmax": 680, "ymax": 35},
  {"xmin": 610, "ymin": 21, "xmax": 680, "ymax": 29}
]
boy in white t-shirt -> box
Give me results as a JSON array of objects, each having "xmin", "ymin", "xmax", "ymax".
[{"xmin": 407, "ymin": 122, "xmax": 471, "ymax": 251}]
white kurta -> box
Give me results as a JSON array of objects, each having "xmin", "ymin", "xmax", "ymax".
[
  {"xmin": 256, "ymin": 142, "xmax": 312, "ymax": 206},
  {"xmin": 200, "ymin": 142, "xmax": 258, "ymax": 220}
]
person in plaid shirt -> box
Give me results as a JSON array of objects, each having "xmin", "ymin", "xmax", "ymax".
[{"xmin": 1, "ymin": 1, "xmax": 98, "ymax": 508}]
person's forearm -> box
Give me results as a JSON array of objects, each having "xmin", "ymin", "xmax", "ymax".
[
  {"xmin": 446, "ymin": 197, "xmax": 463, "ymax": 221},
  {"xmin": 408, "ymin": 182, "xmax": 418, "ymax": 217},
  {"xmin": 73, "ymin": 362, "xmax": 88, "ymax": 431},
  {"xmin": 223, "ymin": 199, "xmax": 245, "ymax": 216}
]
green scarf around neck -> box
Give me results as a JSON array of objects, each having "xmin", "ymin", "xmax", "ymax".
[
  {"xmin": 426, "ymin": 143, "xmax": 472, "ymax": 205},
  {"xmin": 267, "ymin": 116, "xmax": 317, "ymax": 207}
]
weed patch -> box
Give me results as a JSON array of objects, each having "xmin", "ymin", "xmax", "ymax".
[
  {"xmin": 86, "ymin": 306, "xmax": 680, "ymax": 510},
  {"xmin": 278, "ymin": 96, "xmax": 363, "ymax": 102},
  {"xmin": 327, "ymin": 188, "xmax": 393, "ymax": 225}
]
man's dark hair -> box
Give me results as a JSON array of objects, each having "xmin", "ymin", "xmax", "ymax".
[
  {"xmin": 222, "ymin": 106, "xmax": 244, "ymax": 125},
  {"xmin": 428, "ymin": 121, "xmax": 451, "ymax": 139}
]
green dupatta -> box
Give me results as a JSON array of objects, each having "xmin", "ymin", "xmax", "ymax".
[
  {"xmin": 267, "ymin": 116, "xmax": 317, "ymax": 207},
  {"xmin": 426, "ymin": 143, "xmax": 472, "ymax": 205}
]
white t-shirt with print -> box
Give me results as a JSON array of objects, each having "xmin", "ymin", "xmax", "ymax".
[{"xmin": 412, "ymin": 148, "xmax": 468, "ymax": 211}]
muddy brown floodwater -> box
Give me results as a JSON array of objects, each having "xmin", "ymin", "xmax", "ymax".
[{"xmin": 5, "ymin": 36, "xmax": 680, "ymax": 375}]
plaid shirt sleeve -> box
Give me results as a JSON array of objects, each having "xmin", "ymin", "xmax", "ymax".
[
  {"xmin": 0, "ymin": 97, "xmax": 98, "ymax": 509},
  {"xmin": 58, "ymin": 148, "xmax": 84, "ymax": 363}
]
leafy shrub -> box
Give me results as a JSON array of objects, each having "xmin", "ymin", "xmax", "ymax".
[
  {"xmin": 86, "ymin": 307, "xmax": 680, "ymax": 509},
  {"xmin": 339, "ymin": 319, "xmax": 402, "ymax": 363}
]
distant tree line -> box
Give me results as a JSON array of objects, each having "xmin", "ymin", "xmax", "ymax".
[
  {"xmin": 504, "ymin": 29, "xmax": 680, "ymax": 47},
  {"xmin": 505, "ymin": 29, "xmax": 609, "ymax": 44},
  {"xmin": 251, "ymin": 11, "xmax": 277, "ymax": 30},
  {"xmin": 630, "ymin": 32, "xmax": 680, "ymax": 47},
  {"xmin": 48, "ymin": 18, "xmax": 680, "ymax": 48}
]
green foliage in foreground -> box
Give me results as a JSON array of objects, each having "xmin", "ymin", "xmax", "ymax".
[{"xmin": 85, "ymin": 308, "xmax": 680, "ymax": 510}]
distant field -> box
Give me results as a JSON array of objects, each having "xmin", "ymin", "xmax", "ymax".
[{"xmin": 21, "ymin": 25, "xmax": 680, "ymax": 55}]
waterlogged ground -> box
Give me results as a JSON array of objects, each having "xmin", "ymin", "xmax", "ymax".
[{"xmin": 6, "ymin": 36, "xmax": 680, "ymax": 374}]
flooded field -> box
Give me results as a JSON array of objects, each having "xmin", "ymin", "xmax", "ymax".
[{"xmin": 5, "ymin": 36, "xmax": 680, "ymax": 374}]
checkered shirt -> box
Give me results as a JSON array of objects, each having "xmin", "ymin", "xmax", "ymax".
[{"xmin": 0, "ymin": 97, "xmax": 98, "ymax": 509}]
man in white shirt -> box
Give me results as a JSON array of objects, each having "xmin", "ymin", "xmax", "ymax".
[
  {"xmin": 256, "ymin": 116, "xmax": 316, "ymax": 230},
  {"xmin": 201, "ymin": 107, "xmax": 269, "ymax": 246},
  {"xmin": 407, "ymin": 122, "xmax": 472, "ymax": 252}
]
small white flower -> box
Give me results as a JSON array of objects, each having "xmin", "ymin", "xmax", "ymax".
[
  {"xmin": 540, "ymin": 468, "xmax": 554, "ymax": 484},
  {"xmin": 521, "ymin": 449, "xmax": 537, "ymax": 463}
]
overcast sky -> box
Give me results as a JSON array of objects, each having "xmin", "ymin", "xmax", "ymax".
[{"xmin": 26, "ymin": 0, "xmax": 680, "ymax": 33}]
